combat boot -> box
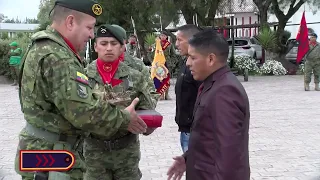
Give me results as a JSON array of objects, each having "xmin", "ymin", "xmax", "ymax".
[
  {"xmin": 304, "ymin": 83, "xmax": 310, "ymax": 91},
  {"xmin": 315, "ymin": 83, "xmax": 320, "ymax": 91}
]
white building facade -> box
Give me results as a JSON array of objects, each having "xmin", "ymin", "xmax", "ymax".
[{"xmin": 0, "ymin": 23, "xmax": 39, "ymax": 38}]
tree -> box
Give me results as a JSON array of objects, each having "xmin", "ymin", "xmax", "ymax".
[
  {"xmin": 253, "ymin": 0, "xmax": 272, "ymax": 26},
  {"xmin": 0, "ymin": 13, "xmax": 6, "ymax": 22},
  {"xmin": 37, "ymin": 0, "xmax": 55, "ymax": 31}
]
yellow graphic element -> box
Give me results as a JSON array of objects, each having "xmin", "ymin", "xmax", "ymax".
[
  {"xmin": 151, "ymin": 38, "xmax": 168, "ymax": 81},
  {"xmin": 92, "ymin": 4, "xmax": 102, "ymax": 16},
  {"xmin": 76, "ymin": 72, "xmax": 88, "ymax": 81}
]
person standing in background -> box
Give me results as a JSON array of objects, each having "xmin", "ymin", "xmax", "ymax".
[
  {"xmin": 304, "ymin": 33, "xmax": 320, "ymax": 91},
  {"xmin": 8, "ymin": 41, "xmax": 22, "ymax": 86},
  {"xmin": 174, "ymin": 24, "xmax": 201, "ymax": 153}
]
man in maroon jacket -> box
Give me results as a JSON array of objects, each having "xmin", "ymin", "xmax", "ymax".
[{"xmin": 167, "ymin": 28, "xmax": 250, "ymax": 180}]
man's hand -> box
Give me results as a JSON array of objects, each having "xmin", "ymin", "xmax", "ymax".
[
  {"xmin": 143, "ymin": 127, "xmax": 157, "ymax": 136},
  {"xmin": 167, "ymin": 156, "xmax": 186, "ymax": 180},
  {"xmin": 125, "ymin": 98, "xmax": 147, "ymax": 134}
]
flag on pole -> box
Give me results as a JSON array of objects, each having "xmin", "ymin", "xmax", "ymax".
[
  {"xmin": 150, "ymin": 38, "xmax": 170, "ymax": 95},
  {"xmin": 296, "ymin": 11, "xmax": 309, "ymax": 64}
]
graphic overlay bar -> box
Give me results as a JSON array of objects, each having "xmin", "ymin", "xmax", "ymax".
[{"xmin": 20, "ymin": 150, "xmax": 75, "ymax": 171}]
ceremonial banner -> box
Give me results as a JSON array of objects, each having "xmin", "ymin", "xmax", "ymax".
[
  {"xmin": 296, "ymin": 11, "xmax": 309, "ymax": 64},
  {"xmin": 150, "ymin": 38, "xmax": 170, "ymax": 95}
]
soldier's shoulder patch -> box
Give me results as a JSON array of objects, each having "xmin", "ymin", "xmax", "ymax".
[
  {"xmin": 76, "ymin": 71, "xmax": 89, "ymax": 85},
  {"xmin": 77, "ymin": 83, "xmax": 88, "ymax": 99}
]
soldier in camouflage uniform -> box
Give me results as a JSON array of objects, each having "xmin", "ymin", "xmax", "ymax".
[
  {"xmin": 125, "ymin": 34, "xmax": 139, "ymax": 58},
  {"xmin": 83, "ymin": 24, "xmax": 159, "ymax": 180},
  {"xmin": 14, "ymin": 1, "xmax": 147, "ymax": 180},
  {"xmin": 304, "ymin": 33, "xmax": 320, "ymax": 91}
]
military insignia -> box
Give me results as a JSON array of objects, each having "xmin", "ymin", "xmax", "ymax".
[
  {"xmin": 76, "ymin": 71, "xmax": 89, "ymax": 85},
  {"xmin": 103, "ymin": 64, "xmax": 112, "ymax": 72},
  {"xmin": 77, "ymin": 83, "xmax": 88, "ymax": 99},
  {"xmin": 100, "ymin": 27, "xmax": 107, "ymax": 34},
  {"xmin": 152, "ymin": 62, "xmax": 168, "ymax": 81},
  {"xmin": 92, "ymin": 4, "xmax": 103, "ymax": 16}
]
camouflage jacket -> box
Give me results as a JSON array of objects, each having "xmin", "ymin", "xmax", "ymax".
[
  {"xmin": 86, "ymin": 59, "xmax": 158, "ymax": 139},
  {"xmin": 19, "ymin": 26, "xmax": 131, "ymax": 137},
  {"xmin": 123, "ymin": 52, "xmax": 159, "ymax": 100},
  {"xmin": 306, "ymin": 42, "xmax": 320, "ymax": 62},
  {"xmin": 125, "ymin": 43, "xmax": 139, "ymax": 57}
]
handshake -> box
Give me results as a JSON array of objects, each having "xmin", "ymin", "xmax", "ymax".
[{"xmin": 124, "ymin": 98, "xmax": 163, "ymax": 135}]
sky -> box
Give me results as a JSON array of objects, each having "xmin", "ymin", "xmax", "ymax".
[{"xmin": 0, "ymin": 0, "xmax": 40, "ymax": 20}]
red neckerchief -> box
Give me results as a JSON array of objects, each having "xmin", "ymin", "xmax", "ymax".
[
  {"xmin": 96, "ymin": 57, "xmax": 123, "ymax": 86},
  {"xmin": 119, "ymin": 53, "xmax": 125, "ymax": 62},
  {"xmin": 310, "ymin": 41, "xmax": 317, "ymax": 46},
  {"xmin": 161, "ymin": 40, "xmax": 171, "ymax": 51},
  {"xmin": 62, "ymin": 37, "xmax": 81, "ymax": 60},
  {"xmin": 130, "ymin": 41, "xmax": 136, "ymax": 45}
]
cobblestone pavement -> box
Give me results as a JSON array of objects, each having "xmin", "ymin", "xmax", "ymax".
[{"xmin": 1, "ymin": 75, "xmax": 320, "ymax": 180}]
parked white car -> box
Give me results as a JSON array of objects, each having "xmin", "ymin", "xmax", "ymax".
[{"xmin": 227, "ymin": 37, "xmax": 262, "ymax": 63}]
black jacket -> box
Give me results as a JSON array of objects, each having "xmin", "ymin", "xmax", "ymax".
[{"xmin": 175, "ymin": 59, "xmax": 201, "ymax": 133}]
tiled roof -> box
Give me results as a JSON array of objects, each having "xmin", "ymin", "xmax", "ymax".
[{"xmin": 0, "ymin": 23, "xmax": 39, "ymax": 31}]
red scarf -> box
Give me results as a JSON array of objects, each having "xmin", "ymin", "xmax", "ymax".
[
  {"xmin": 130, "ymin": 41, "xmax": 136, "ymax": 45},
  {"xmin": 96, "ymin": 57, "xmax": 123, "ymax": 87},
  {"xmin": 310, "ymin": 41, "xmax": 317, "ymax": 46},
  {"xmin": 119, "ymin": 53, "xmax": 125, "ymax": 62},
  {"xmin": 62, "ymin": 37, "xmax": 81, "ymax": 60},
  {"xmin": 161, "ymin": 40, "xmax": 171, "ymax": 51}
]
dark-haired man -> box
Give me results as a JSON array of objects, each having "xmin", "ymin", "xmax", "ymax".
[
  {"xmin": 167, "ymin": 28, "xmax": 250, "ymax": 180},
  {"xmin": 174, "ymin": 24, "xmax": 201, "ymax": 153}
]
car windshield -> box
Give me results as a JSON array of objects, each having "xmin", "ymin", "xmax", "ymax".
[{"xmin": 228, "ymin": 39, "xmax": 249, "ymax": 46}]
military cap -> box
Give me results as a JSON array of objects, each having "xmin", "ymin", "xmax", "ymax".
[
  {"xmin": 9, "ymin": 41, "xmax": 18, "ymax": 47},
  {"xmin": 54, "ymin": 0, "xmax": 103, "ymax": 18},
  {"xmin": 310, "ymin": 33, "xmax": 317, "ymax": 38},
  {"xmin": 111, "ymin": 24, "xmax": 127, "ymax": 40},
  {"xmin": 96, "ymin": 24, "xmax": 124, "ymax": 45}
]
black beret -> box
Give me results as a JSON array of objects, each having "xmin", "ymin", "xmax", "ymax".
[
  {"xmin": 96, "ymin": 24, "xmax": 124, "ymax": 45},
  {"xmin": 310, "ymin": 33, "xmax": 317, "ymax": 38},
  {"xmin": 55, "ymin": 0, "xmax": 103, "ymax": 18}
]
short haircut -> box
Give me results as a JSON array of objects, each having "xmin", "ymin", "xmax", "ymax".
[
  {"xmin": 50, "ymin": 5, "xmax": 83, "ymax": 23},
  {"xmin": 177, "ymin": 24, "xmax": 201, "ymax": 38},
  {"xmin": 189, "ymin": 28, "xmax": 229, "ymax": 62}
]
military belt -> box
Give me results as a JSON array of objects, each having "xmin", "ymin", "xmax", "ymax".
[
  {"xmin": 91, "ymin": 133, "xmax": 138, "ymax": 151},
  {"xmin": 25, "ymin": 123, "xmax": 80, "ymax": 148}
]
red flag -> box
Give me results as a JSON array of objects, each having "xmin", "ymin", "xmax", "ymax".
[{"xmin": 296, "ymin": 11, "xmax": 309, "ymax": 64}]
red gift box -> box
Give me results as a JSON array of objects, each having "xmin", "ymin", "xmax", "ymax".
[{"xmin": 136, "ymin": 110, "xmax": 163, "ymax": 127}]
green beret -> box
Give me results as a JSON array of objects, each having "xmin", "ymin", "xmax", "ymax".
[
  {"xmin": 96, "ymin": 24, "xmax": 124, "ymax": 45},
  {"xmin": 111, "ymin": 24, "xmax": 127, "ymax": 40},
  {"xmin": 54, "ymin": 0, "xmax": 103, "ymax": 18},
  {"xmin": 310, "ymin": 33, "xmax": 317, "ymax": 38},
  {"xmin": 9, "ymin": 41, "xmax": 18, "ymax": 47}
]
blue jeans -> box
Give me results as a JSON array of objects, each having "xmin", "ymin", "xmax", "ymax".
[{"xmin": 180, "ymin": 132, "xmax": 190, "ymax": 153}]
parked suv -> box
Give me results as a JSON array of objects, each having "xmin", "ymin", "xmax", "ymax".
[
  {"xmin": 285, "ymin": 39, "xmax": 301, "ymax": 64},
  {"xmin": 227, "ymin": 37, "xmax": 262, "ymax": 63}
]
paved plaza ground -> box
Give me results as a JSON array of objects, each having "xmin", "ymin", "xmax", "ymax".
[{"xmin": 0, "ymin": 75, "xmax": 320, "ymax": 180}]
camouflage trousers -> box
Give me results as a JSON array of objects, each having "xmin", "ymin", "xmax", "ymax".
[
  {"xmin": 83, "ymin": 137, "xmax": 141, "ymax": 180},
  {"xmin": 15, "ymin": 128, "xmax": 85, "ymax": 180},
  {"xmin": 304, "ymin": 60, "xmax": 320, "ymax": 84}
]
